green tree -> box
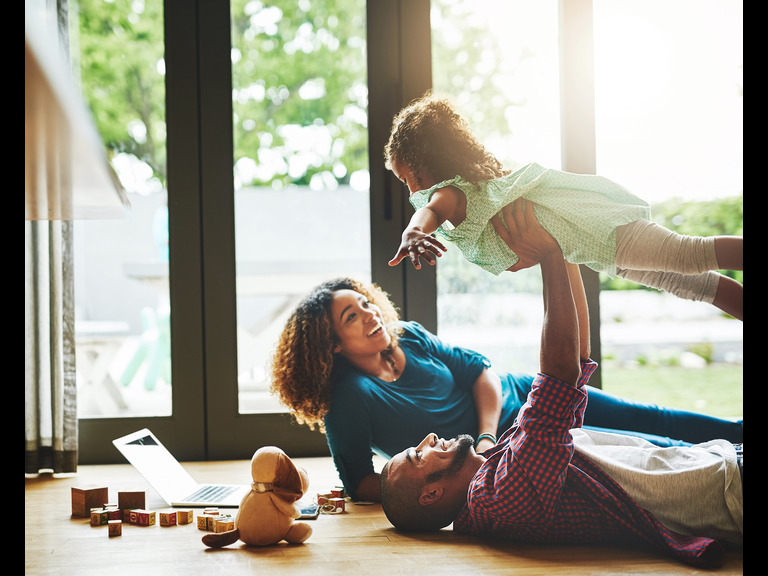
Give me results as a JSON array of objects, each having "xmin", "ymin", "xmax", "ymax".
[
  {"xmin": 77, "ymin": 0, "xmax": 167, "ymax": 181},
  {"xmin": 230, "ymin": 0, "xmax": 368, "ymax": 188}
]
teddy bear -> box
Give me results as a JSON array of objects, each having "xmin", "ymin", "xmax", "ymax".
[{"xmin": 202, "ymin": 446, "xmax": 313, "ymax": 547}]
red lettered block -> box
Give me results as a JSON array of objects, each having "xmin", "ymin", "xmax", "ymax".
[
  {"xmin": 108, "ymin": 520, "xmax": 122, "ymax": 537},
  {"xmin": 329, "ymin": 497, "xmax": 345, "ymax": 512},
  {"xmin": 159, "ymin": 511, "xmax": 177, "ymax": 527},
  {"xmin": 134, "ymin": 509, "xmax": 156, "ymax": 526}
]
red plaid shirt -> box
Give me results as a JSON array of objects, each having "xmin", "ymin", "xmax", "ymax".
[{"xmin": 453, "ymin": 361, "xmax": 724, "ymax": 568}]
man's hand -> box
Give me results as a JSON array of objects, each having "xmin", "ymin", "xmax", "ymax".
[{"xmin": 491, "ymin": 199, "xmax": 560, "ymax": 271}]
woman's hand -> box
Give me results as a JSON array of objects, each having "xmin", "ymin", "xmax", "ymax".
[
  {"xmin": 388, "ymin": 228, "xmax": 448, "ymax": 269},
  {"xmin": 491, "ymin": 199, "xmax": 561, "ymax": 271},
  {"xmin": 475, "ymin": 436, "xmax": 496, "ymax": 454}
]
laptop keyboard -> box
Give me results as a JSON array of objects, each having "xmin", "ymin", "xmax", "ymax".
[{"xmin": 185, "ymin": 485, "xmax": 240, "ymax": 503}]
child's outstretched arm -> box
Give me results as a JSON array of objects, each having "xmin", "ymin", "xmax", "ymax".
[{"xmin": 388, "ymin": 187, "xmax": 457, "ymax": 269}]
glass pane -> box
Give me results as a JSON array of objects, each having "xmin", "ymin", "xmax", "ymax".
[
  {"xmin": 593, "ymin": 0, "xmax": 743, "ymax": 417},
  {"xmin": 231, "ymin": 0, "xmax": 370, "ymax": 413},
  {"xmin": 431, "ymin": 0, "xmax": 561, "ymax": 375},
  {"xmin": 73, "ymin": 0, "xmax": 171, "ymax": 418}
]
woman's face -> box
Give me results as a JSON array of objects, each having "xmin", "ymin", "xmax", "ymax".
[{"xmin": 329, "ymin": 289, "xmax": 391, "ymax": 357}]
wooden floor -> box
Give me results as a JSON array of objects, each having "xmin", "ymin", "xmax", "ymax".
[{"xmin": 26, "ymin": 456, "xmax": 743, "ymax": 575}]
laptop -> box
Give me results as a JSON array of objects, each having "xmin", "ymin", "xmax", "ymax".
[{"xmin": 112, "ymin": 428, "xmax": 251, "ymax": 507}]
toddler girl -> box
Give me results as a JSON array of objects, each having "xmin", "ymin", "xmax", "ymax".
[{"xmin": 385, "ymin": 92, "xmax": 742, "ymax": 320}]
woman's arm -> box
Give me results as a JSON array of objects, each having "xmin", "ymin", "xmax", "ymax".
[
  {"xmin": 565, "ymin": 262, "xmax": 591, "ymax": 362},
  {"xmin": 354, "ymin": 472, "xmax": 381, "ymax": 502},
  {"xmin": 472, "ymin": 368, "xmax": 502, "ymax": 452}
]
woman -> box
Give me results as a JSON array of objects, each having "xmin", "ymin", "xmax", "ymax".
[{"xmin": 269, "ymin": 277, "xmax": 743, "ymax": 503}]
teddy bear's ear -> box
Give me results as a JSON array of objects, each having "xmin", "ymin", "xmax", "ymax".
[{"xmin": 271, "ymin": 452, "xmax": 304, "ymax": 503}]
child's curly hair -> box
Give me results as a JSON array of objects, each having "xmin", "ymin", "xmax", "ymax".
[
  {"xmin": 384, "ymin": 91, "xmax": 509, "ymax": 188},
  {"xmin": 269, "ymin": 277, "xmax": 402, "ymax": 432}
]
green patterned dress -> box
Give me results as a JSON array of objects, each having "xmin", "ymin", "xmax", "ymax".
[{"xmin": 409, "ymin": 163, "xmax": 651, "ymax": 277}]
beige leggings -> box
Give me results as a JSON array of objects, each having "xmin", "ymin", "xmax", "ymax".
[{"xmin": 615, "ymin": 220, "xmax": 721, "ymax": 304}]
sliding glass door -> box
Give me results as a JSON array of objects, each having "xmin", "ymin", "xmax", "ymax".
[
  {"xmin": 229, "ymin": 0, "xmax": 371, "ymax": 415},
  {"xmin": 430, "ymin": 0, "xmax": 562, "ymax": 376},
  {"xmin": 75, "ymin": 0, "xmax": 209, "ymax": 462}
]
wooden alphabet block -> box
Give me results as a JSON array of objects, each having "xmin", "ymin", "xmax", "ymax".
[
  {"xmin": 159, "ymin": 511, "xmax": 177, "ymax": 526},
  {"xmin": 134, "ymin": 509, "xmax": 156, "ymax": 526},
  {"xmin": 316, "ymin": 493, "xmax": 331, "ymax": 505},
  {"xmin": 71, "ymin": 486, "xmax": 109, "ymax": 518},
  {"xmin": 329, "ymin": 497, "xmax": 345, "ymax": 512},
  {"xmin": 105, "ymin": 506, "xmax": 122, "ymax": 521},
  {"xmin": 214, "ymin": 517, "xmax": 234, "ymax": 533},
  {"xmin": 90, "ymin": 509, "xmax": 110, "ymax": 526},
  {"xmin": 108, "ymin": 520, "xmax": 122, "ymax": 537},
  {"xmin": 197, "ymin": 514, "xmax": 214, "ymax": 531},
  {"xmin": 176, "ymin": 509, "xmax": 194, "ymax": 525}
]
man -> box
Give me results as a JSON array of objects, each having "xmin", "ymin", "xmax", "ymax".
[{"xmin": 380, "ymin": 200, "xmax": 742, "ymax": 568}]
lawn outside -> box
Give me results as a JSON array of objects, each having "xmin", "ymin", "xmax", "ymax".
[{"xmin": 601, "ymin": 363, "xmax": 743, "ymax": 419}]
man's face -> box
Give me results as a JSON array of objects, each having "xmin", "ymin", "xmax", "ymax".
[{"xmin": 386, "ymin": 433, "xmax": 476, "ymax": 487}]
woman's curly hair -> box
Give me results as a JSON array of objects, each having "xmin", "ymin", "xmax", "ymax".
[
  {"xmin": 384, "ymin": 91, "xmax": 509, "ymax": 188},
  {"xmin": 269, "ymin": 277, "xmax": 402, "ymax": 432}
]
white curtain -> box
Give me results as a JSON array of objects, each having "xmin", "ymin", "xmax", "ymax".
[
  {"xmin": 24, "ymin": 0, "xmax": 78, "ymax": 474},
  {"xmin": 25, "ymin": 221, "xmax": 78, "ymax": 474}
]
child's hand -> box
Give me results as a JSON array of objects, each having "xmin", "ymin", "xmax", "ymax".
[{"xmin": 389, "ymin": 229, "xmax": 447, "ymax": 269}]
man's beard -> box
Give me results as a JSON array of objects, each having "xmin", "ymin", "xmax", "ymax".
[{"xmin": 425, "ymin": 434, "xmax": 475, "ymax": 484}]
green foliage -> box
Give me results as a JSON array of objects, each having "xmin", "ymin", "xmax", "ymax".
[
  {"xmin": 76, "ymin": 0, "xmax": 369, "ymax": 191},
  {"xmin": 230, "ymin": 0, "xmax": 368, "ymax": 188},
  {"xmin": 77, "ymin": 0, "xmax": 167, "ymax": 180}
]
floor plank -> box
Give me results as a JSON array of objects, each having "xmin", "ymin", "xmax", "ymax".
[{"xmin": 25, "ymin": 456, "xmax": 743, "ymax": 575}]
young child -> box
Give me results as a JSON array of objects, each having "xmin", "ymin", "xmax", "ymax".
[{"xmin": 385, "ymin": 92, "xmax": 743, "ymax": 320}]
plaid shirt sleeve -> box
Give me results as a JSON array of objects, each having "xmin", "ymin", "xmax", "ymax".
[{"xmin": 457, "ymin": 360, "xmax": 595, "ymax": 535}]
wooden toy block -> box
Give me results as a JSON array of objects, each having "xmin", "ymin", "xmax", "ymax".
[
  {"xmin": 108, "ymin": 520, "xmax": 122, "ymax": 537},
  {"xmin": 90, "ymin": 508, "xmax": 110, "ymax": 526},
  {"xmin": 159, "ymin": 511, "xmax": 177, "ymax": 526},
  {"xmin": 134, "ymin": 509, "xmax": 156, "ymax": 526},
  {"xmin": 197, "ymin": 514, "xmax": 215, "ymax": 531},
  {"xmin": 71, "ymin": 486, "xmax": 109, "ymax": 518},
  {"xmin": 118, "ymin": 491, "xmax": 145, "ymax": 511},
  {"xmin": 316, "ymin": 493, "xmax": 331, "ymax": 505},
  {"xmin": 329, "ymin": 497, "xmax": 345, "ymax": 512},
  {"xmin": 176, "ymin": 509, "xmax": 194, "ymax": 525},
  {"xmin": 105, "ymin": 506, "xmax": 122, "ymax": 521},
  {"xmin": 214, "ymin": 517, "xmax": 234, "ymax": 533}
]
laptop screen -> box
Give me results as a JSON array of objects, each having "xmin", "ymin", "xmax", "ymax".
[{"xmin": 113, "ymin": 429, "xmax": 200, "ymax": 503}]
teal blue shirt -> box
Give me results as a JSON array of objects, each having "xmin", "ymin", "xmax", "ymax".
[
  {"xmin": 409, "ymin": 163, "xmax": 651, "ymax": 277},
  {"xmin": 323, "ymin": 321, "xmax": 533, "ymax": 499}
]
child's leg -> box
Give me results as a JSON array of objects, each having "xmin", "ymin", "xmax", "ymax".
[
  {"xmin": 615, "ymin": 220, "xmax": 720, "ymax": 274},
  {"xmin": 714, "ymin": 236, "xmax": 743, "ymax": 271},
  {"xmin": 616, "ymin": 268, "xmax": 718, "ymax": 302},
  {"xmin": 712, "ymin": 273, "xmax": 743, "ymax": 321},
  {"xmin": 616, "ymin": 268, "xmax": 742, "ymax": 320}
]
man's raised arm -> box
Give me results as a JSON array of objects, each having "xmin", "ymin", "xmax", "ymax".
[{"xmin": 492, "ymin": 200, "xmax": 581, "ymax": 385}]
